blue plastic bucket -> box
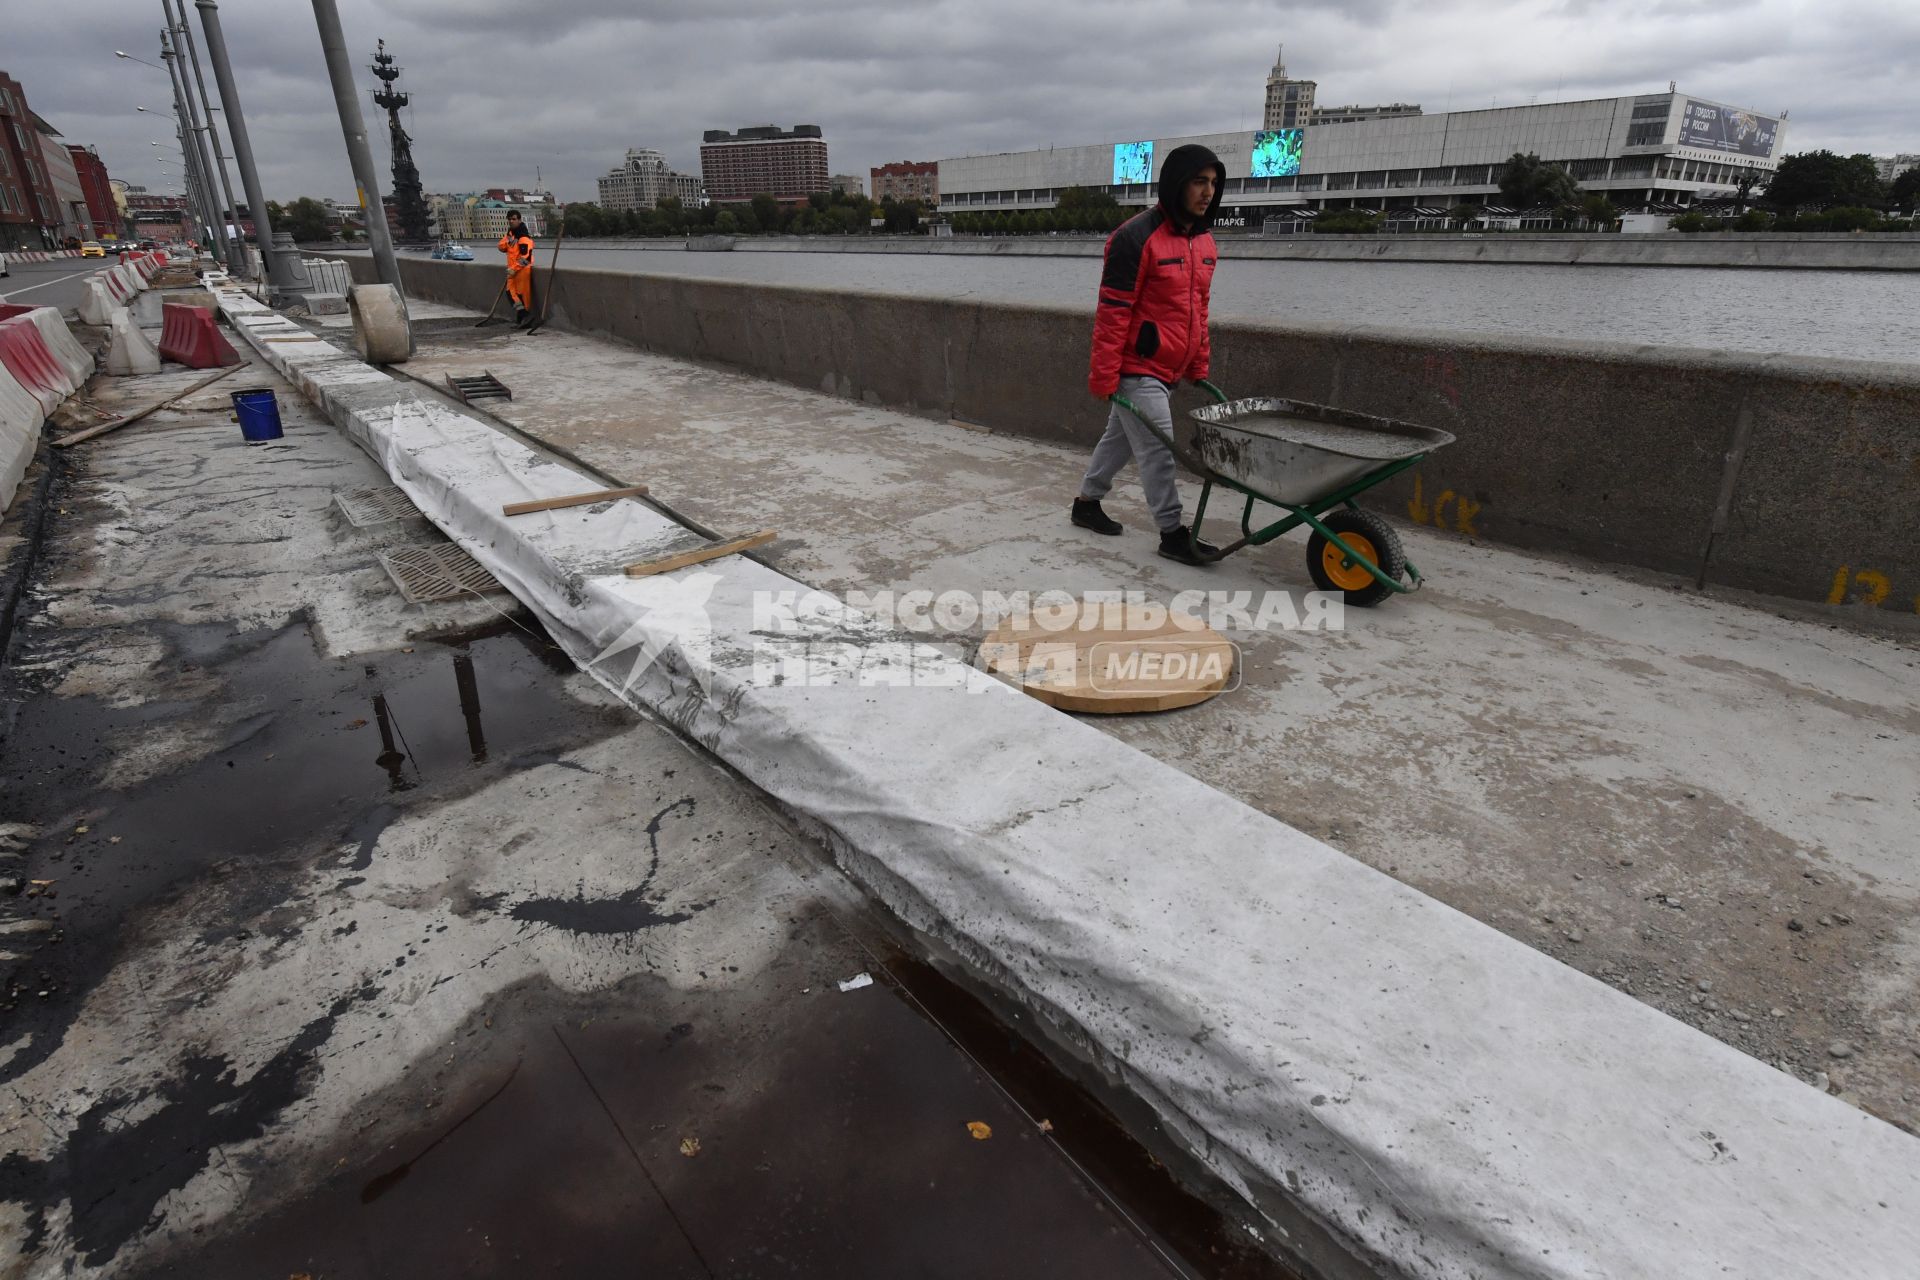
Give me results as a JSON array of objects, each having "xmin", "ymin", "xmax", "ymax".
[{"xmin": 230, "ymin": 388, "xmax": 284, "ymax": 443}]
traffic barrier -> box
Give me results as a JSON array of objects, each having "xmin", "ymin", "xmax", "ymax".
[
  {"xmin": 0, "ymin": 304, "xmax": 94, "ymax": 386},
  {"xmin": 0, "ymin": 313, "xmax": 78, "ymax": 414},
  {"xmin": 97, "ymin": 267, "xmax": 137, "ymax": 305},
  {"xmin": 0, "ymin": 360, "xmax": 40, "ymax": 513},
  {"xmin": 156, "ymin": 302, "xmax": 240, "ymax": 368},
  {"xmin": 115, "ymin": 262, "xmax": 147, "ymax": 294},
  {"xmin": 107, "ymin": 309, "xmax": 161, "ymax": 376},
  {"xmin": 77, "ymin": 278, "xmax": 117, "ymax": 326}
]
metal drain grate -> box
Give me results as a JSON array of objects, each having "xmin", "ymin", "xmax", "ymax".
[
  {"xmin": 377, "ymin": 543, "xmax": 508, "ymax": 603},
  {"xmin": 334, "ymin": 485, "xmax": 425, "ymax": 527},
  {"xmin": 445, "ymin": 371, "xmax": 512, "ymax": 403}
]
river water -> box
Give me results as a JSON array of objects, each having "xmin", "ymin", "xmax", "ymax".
[{"xmin": 420, "ymin": 245, "xmax": 1920, "ymax": 365}]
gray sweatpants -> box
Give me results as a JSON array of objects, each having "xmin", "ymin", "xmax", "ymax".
[{"xmin": 1079, "ymin": 376, "xmax": 1183, "ymax": 532}]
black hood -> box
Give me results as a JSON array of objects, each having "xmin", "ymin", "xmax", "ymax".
[{"xmin": 1157, "ymin": 144, "xmax": 1225, "ymax": 228}]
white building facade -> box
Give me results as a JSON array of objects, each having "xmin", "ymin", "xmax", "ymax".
[
  {"xmin": 939, "ymin": 90, "xmax": 1786, "ymax": 226},
  {"xmin": 597, "ymin": 148, "xmax": 704, "ymax": 212}
]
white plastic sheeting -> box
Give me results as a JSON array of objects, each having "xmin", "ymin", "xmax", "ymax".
[{"xmin": 215, "ymin": 282, "xmax": 1920, "ymax": 1280}]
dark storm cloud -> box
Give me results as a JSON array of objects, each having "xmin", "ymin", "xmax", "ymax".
[{"xmin": 8, "ymin": 0, "xmax": 1913, "ymax": 206}]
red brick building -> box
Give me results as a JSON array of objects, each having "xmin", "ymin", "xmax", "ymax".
[
  {"xmin": 68, "ymin": 145, "xmax": 119, "ymax": 239},
  {"xmin": 0, "ymin": 71, "xmax": 61, "ymax": 249},
  {"xmin": 699, "ymin": 125, "xmax": 828, "ymax": 204},
  {"xmin": 871, "ymin": 161, "xmax": 938, "ymax": 207}
]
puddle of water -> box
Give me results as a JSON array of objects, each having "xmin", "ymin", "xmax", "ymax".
[{"xmin": 0, "ymin": 621, "xmax": 632, "ymax": 1085}]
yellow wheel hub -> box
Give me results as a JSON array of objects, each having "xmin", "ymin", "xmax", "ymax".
[{"xmin": 1322, "ymin": 533, "xmax": 1380, "ymax": 591}]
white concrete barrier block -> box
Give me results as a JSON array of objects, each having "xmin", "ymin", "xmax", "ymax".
[
  {"xmin": 77, "ymin": 278, "xmax": 117, "ymax": 326},
  {"xmin": 0, "ymin": 362, "xmax": 41, "ymax": 514},
  {"xmin": 304, "ymin": 291, "xmax": 349, "ymax": 315},
  {"xmin": 106, "ymin": 309, "xmax": 162, "ymax": 376},
  {"xmin": 16, "ymin": 307, "xmax": 93, "ymax": 387}
]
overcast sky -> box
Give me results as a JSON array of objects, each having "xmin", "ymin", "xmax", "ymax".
[{"xmin": 13, "ymin": 0, "xmax": 1917, "ymax": 204}]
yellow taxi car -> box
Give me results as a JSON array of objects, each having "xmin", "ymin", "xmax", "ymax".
[{"xmin": 80, "ymin": 241, "xmax": 107, "ymax": 257}]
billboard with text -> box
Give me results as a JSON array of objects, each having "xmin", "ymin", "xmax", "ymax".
[{"xmin": 1680, "ymin": 100, "xmax": 1778, "ymax": 158}]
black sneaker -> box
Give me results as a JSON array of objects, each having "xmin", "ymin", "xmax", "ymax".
[
  {"xmin": 1158, "ymin": 526, "xmax": 1219, "ymax": 565},
  {"xmin": 1071, "ymin": 498, "xmax": 1123, "ymax": 536}
]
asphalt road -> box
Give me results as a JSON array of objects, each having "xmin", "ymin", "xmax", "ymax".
[{"xmin": 0, "ymin": 255, "xmax": 104, "ymax": 312}]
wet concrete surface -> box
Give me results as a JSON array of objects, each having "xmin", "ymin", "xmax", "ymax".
[
  {"xmin": 125, "ymin": 926, "xmax": 1274, "ymax": 1280},
  {"xmin": 0, "ymin": 320, "xmax": 1301, "ymax": 1278}
]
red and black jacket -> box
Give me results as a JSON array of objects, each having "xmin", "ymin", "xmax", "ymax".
[{"xmin": 1089, "ymin": 145, "xmax": 1225, "ymax": 397}]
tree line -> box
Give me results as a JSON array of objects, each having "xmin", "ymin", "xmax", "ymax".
[{"xmin": 555, "ymin": 190, "xmax": 927, "ymax": 238}]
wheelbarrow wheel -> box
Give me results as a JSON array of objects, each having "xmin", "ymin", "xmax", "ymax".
[{"xmin": 1307, "ymin": 508, "xmax": 1406, "ymax": 608}]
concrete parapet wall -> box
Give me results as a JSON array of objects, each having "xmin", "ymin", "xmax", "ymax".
[
  {"xmin": 334, "ymin": 254, "xmax": 1920, "ymax": 613},
  {"xmin": 473, "ymin": 231, "xmax": 1920, "ymax": 270}
]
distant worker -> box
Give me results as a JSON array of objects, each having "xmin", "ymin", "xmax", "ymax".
[
  {"xmin": 497, "ymin": 209, "xmax": 535, "ymax": 327},
  {"xmin": 1073, "ymin": 144, "xmax": 1226, "ymax": 566}
]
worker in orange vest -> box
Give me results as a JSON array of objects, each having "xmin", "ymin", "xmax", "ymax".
[{"xmin": 497, "ymin": 209, "xmax": 535, "ymax": 326}]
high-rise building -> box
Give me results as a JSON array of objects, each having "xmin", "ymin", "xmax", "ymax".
[
  {"xmin": 830, "ymin": 173, "xmax": 865, "ymax": 198},
  {"xmin": 870, "ymin": 161, "xmax": 937, "ymax": 206},
  {"xmin": 68, "ymin": 146, "xmax": 119, "ymax": 238},
  {"xmin": 699, "ymin": 124, "xmax": 828, "ymax": 203},
  {"xmin": 31, "ymin": 116, "xmax": 91, "ymax": 241},
  {"xmin": 598, "ymin": 148, "xmax": 704, "ymax": 211},
  {"xmin": 0, "ymin": 71, "xmax": 61, "ymax": 249},
  {"xmin": 1263, "ymin": 46, "xmax": 1315, "ymax": 130},
  {"xmin": 1309, "ymin": 103, "xmax": 1423, "ymax": 125}
]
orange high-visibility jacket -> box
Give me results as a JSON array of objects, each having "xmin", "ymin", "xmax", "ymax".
[{"xmin": 498, "ymin": 229, "xmax": 534, "ymax": 271}]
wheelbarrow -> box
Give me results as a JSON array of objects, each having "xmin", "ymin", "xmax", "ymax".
[{"xmin": 1111, "ymin": 383, "xmax": 1455, "ymax": 606}]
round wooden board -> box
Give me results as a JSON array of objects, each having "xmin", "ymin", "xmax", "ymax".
[{"xmin": 979, "ymin": 598, "xmax": 1235, "ymax": 714}]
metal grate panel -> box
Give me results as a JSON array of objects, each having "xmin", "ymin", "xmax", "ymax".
[
  {"xmin": 377, "ymin": 543, "xmax": 507, "ymax": 603},
  {"xmin": 334, "ymin": 485, "xmax": 425, "ymax": 527}
]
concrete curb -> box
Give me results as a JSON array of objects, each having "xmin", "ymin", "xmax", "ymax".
[{"xmin": 212, "ymin": 279, "xmax": 1920, "ymax": 1280}]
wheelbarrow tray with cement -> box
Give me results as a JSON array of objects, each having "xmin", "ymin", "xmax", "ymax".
[{"xmin": 1112, "ymin": 389, "xmax": 1455, "ymax": 605}]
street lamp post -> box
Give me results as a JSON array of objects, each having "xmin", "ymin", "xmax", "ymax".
[
  {"xmin": 164, "ymin": 0, "xmax": 248, "ymax": 277},
  {"xmin": 138, "ymin": 109, "xmax": 197, "ymax": 210},
  {"xmin": 310, "ymin": 0, "xmax": 402, "ymax": 292},
  {"xmin": 139, "ymin": 106, "xmax": 211, "ymax": 250},
  {"xmin": 193, "ymin": 0, "xmax": 303, "ymax": 296},
  {"xmin": 160, "ymin": 29, "xmax": 224, "ymax": 266},
  {"xmin": 122, "ymin": 46, "xmax": 219, "ymax": 262}
]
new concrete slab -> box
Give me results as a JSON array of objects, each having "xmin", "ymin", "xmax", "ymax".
[
  {"xmin": 211, "ymin": 286, "xmax": 1920, "ymax": 1277},
  {"xmin": 381, "ymin": 318, "xmax": 1920, "ymax": 1136}
]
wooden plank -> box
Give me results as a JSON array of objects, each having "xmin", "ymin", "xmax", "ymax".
[
  {"xmin": 502, "ymin": 485, "xmax": 650, "ymax": 517},
  {"xmin": 624, "ymin": 530, "xmax": 777, "ymax": 578},
  {"xmin": 53, "ymin": 363, "xmax": 248, "ymax": 449}
]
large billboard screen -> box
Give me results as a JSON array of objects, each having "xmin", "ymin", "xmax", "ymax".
[
  {"xmin": 1680, "ymin": 100, "xmax": 1778, "ymax": 158},
  {"xmin": 1251, "ymin": 129, "xmax": 1304, "ymax": 177},
  {"xmin": 1113, "ymin": 140, "xmax": 1154, "ymax": 185}
]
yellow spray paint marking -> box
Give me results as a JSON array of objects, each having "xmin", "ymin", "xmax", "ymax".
[
  {"xmin": 1852, "ymin": 570, "xmax": 1892, "ymax": 606},
  {"xmin": 1408, "ymin": 478, "xmax": 1483, "ymax": 537},
  {"xmin": 1828, "ymin": 566, "xmax": 1851, "ymax": 605},
  {"xmin": 1453, "ymin": 496, "xmax": 1482, "ymax": 537}
]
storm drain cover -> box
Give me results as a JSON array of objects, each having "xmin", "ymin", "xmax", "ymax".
[
  {"xmin": 334, "ymin": 485, "xmax": 424, "ymax": 528},
  {"xmin": 377, "ymin": 543, "xmax": 508, "ymax": 604}
]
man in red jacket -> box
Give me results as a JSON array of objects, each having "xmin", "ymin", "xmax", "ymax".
[{"xmin": 1073, "ymin": 143, "xmax": 1225, "ymax": 565}]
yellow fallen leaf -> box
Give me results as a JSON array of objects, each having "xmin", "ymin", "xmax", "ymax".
[
  {"xmin": 1037, "ymin": 1119, "xmax": 1053, "ymax": 1133},
  {"xmin": 109, "ymin": 836, "xmax": 122, "ymax": 844},
  {"xmin": 966, "ymin": 1121, "xmax": 992, "ymax": 1140},
  {"xmin": 679, "ymin": 1136, "xmax": 700, "ymax": 1157},
  {"xmin": 74, "ymin": 825, "xmax": 88, "ymax": 835}
]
